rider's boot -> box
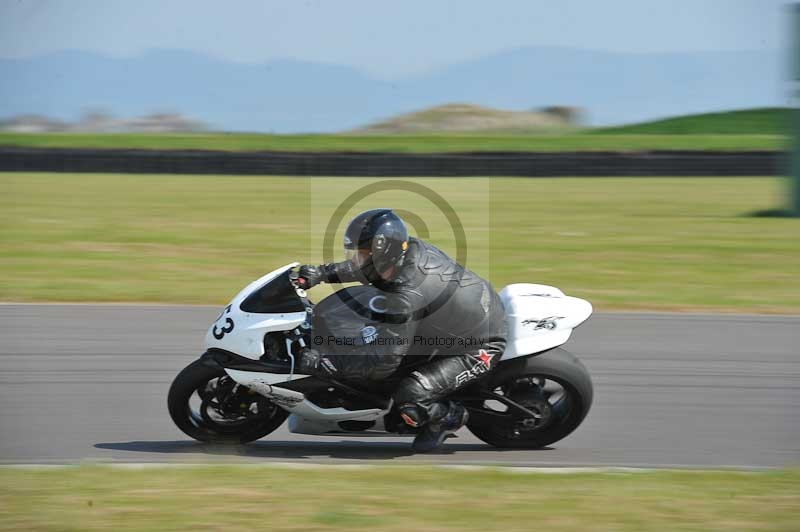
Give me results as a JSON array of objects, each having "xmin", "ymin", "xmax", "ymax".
[{"xmin": 412, "ymin": 401, "xmax": 469, "ymax": 453}]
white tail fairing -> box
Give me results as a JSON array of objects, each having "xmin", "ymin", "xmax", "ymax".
[{"xmin": 499, "ymin": 283, "xmax": 593, "ymax": 359}]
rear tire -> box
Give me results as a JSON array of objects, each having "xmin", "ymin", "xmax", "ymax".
[
  {"xmin": 466, "ymin": 348, "xmax": 593, "ymax": 449},
  {"xmin": 168, "ymin": 359, "xmax": 288, "ymax": 443}
]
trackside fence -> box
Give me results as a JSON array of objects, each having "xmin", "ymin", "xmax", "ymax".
[{"xmin": 0, "ymin": 147, "xmax": 781, "ymax": 176}]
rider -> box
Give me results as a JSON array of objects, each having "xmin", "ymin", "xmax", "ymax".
[{"xmin": 296, "ymin": 208, "xmax": 508, "ymax": 452}]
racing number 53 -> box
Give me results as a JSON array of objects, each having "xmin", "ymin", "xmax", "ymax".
[{"xmin": 212, "ymin": 304, "xmax": 235, "ymax": 340}]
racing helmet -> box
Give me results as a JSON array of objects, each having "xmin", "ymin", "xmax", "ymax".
[{"xmin": 343, "ymin": 208, "xmax": 409, "ymax": 283}]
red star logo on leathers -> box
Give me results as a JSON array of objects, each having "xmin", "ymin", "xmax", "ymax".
[{"xmin": 477, "ymin": 349, "xmax": 494, "ymax": 368}]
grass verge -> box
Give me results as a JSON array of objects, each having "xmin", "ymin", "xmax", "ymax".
[
  {"xmin": 2, "ymin": 173, "xmax": 799, "ymax": 313},
  {"xmin": 0, "ymin": 132, "xmax": 786, "ymax": 152},
  {"xmin": 594, "ymin": 108, "xmax": 788, "ymax": 135},
  {"xmin": 0, "ymin": 465, "xmax": 798, "ymax": 531}
]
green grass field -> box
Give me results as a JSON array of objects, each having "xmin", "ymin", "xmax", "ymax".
[
  {"xmin": 595, "ymin": 108, "xmax": 788, "ymax": 135},
  {"xmin": 0, "ymin": 132, "xmax": 784, "ymax": 152},
  {"xmin": 0, "ymin": 466, "xmax": 797, "ymax": 531},
  {"xmin": 2, "ymin": 173, "xmax": 798, "ymax": 312}
]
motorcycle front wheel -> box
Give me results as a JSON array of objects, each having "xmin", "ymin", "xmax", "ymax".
[
  {"xmin": 466, "ymin": 348, "xmax": 593, "ymax": 449},
  {"xmin": 167, "ymin": 359, "xmax": 288, "ymax": 443}
]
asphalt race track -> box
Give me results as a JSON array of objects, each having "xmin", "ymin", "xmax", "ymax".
[{"xmin": 1, "ymin": 304, "xmax": 798, "ymax": 468}]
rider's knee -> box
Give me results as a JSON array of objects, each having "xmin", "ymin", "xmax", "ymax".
[
  {"xmin": 394, "ymin": 370, "xmax": 436, "ymax": 405},
  {"xmin": 394, "ymin": 371, "xmax": 440, "ymax": 427}
]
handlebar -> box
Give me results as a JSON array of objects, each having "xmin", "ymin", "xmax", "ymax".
[
  {"xmin": 288, "ymin": 270, "xmax": 303, "ymax": 289},
  {"xmin": 288, "ymin": 269, "xmax": 314, "ymax": 316}
]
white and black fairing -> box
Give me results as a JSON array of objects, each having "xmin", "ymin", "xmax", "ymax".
[
  {"xmin": 199, "ymin": 263, "xmax": 592, "ymax": 436},
  {"xmin": 198, "ymin": 264, "xmax": 394, "ymax": 434}
]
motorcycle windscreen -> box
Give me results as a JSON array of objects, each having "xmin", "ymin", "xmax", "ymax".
[{"xmin": 311, "ymin": 285, "xmax": 403, "ymax": 383}]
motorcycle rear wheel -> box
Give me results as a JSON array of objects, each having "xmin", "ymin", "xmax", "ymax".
[
  {"xmin": 466, "ymin": 348, "xmax": 593, "ymax": 449},
  {"xmin": 168, "ymin": 359, "xmax": 288, "ymax": 443}
]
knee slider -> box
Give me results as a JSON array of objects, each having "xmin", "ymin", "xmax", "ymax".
[
  {"xmin": 398, "ymin": 403, "xmax": 429, "ymax": 428},
  {"xmin": 394, "ymin": 370, "xmax": 446, "ymax": 428}
]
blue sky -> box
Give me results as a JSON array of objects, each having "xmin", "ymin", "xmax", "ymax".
[{"xmin": 0, "ymin": 0, "xmax": 790, "ymax": 79}]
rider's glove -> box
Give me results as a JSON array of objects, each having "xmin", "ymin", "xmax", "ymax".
[
  {"xmin": 297, "ymin": 347, "xmax": 338, "ymax": 378},
  {"xmin": 297, "ymin": 264, "xmax": 324, "ymax": 289}
]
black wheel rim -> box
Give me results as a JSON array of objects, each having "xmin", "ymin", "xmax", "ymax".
[{"xmin": 471, "ymin": 374, "xmax": 579, "ymax": 441}]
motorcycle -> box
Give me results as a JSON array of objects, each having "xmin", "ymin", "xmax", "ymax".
[{"xmin": 168, "ymin": 263, "xmax": 594, "ymax": 449}]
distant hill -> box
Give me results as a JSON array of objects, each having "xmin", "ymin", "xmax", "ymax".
[
  {"xmin": 0, "ymin": 106, "xmax": 787, "ymax": 153},
  {"xmin": 0, "ymin": 48, "xmax": 783, "ymax": 132},
  {"xmin": 357, "ymin": 103, "xmax": 578, "ymax": 133},
  {"xmin": 594, "ymin": 108, "xmax": 788, "ymax": 135},
  {"xmin": 0, "ymin": 111, "xmax": 206, "ymax": 133}
]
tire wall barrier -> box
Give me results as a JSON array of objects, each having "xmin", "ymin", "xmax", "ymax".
[{"xmin": 0, "ymin": 147, "xmax": 782, "ymax": 177}]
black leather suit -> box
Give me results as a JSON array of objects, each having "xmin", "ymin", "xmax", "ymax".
[{"xmin": 317, "ymin": 237, "xmax": 508, "ymax": 427}]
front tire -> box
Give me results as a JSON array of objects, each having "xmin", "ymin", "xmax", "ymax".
[
  {"xmin": 466, "ymin": 348, "xmax": 593, "ymax": 449},
  {"xmin": 168, "ymin": 359, "xmax": 288, "ymax": 443}
]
